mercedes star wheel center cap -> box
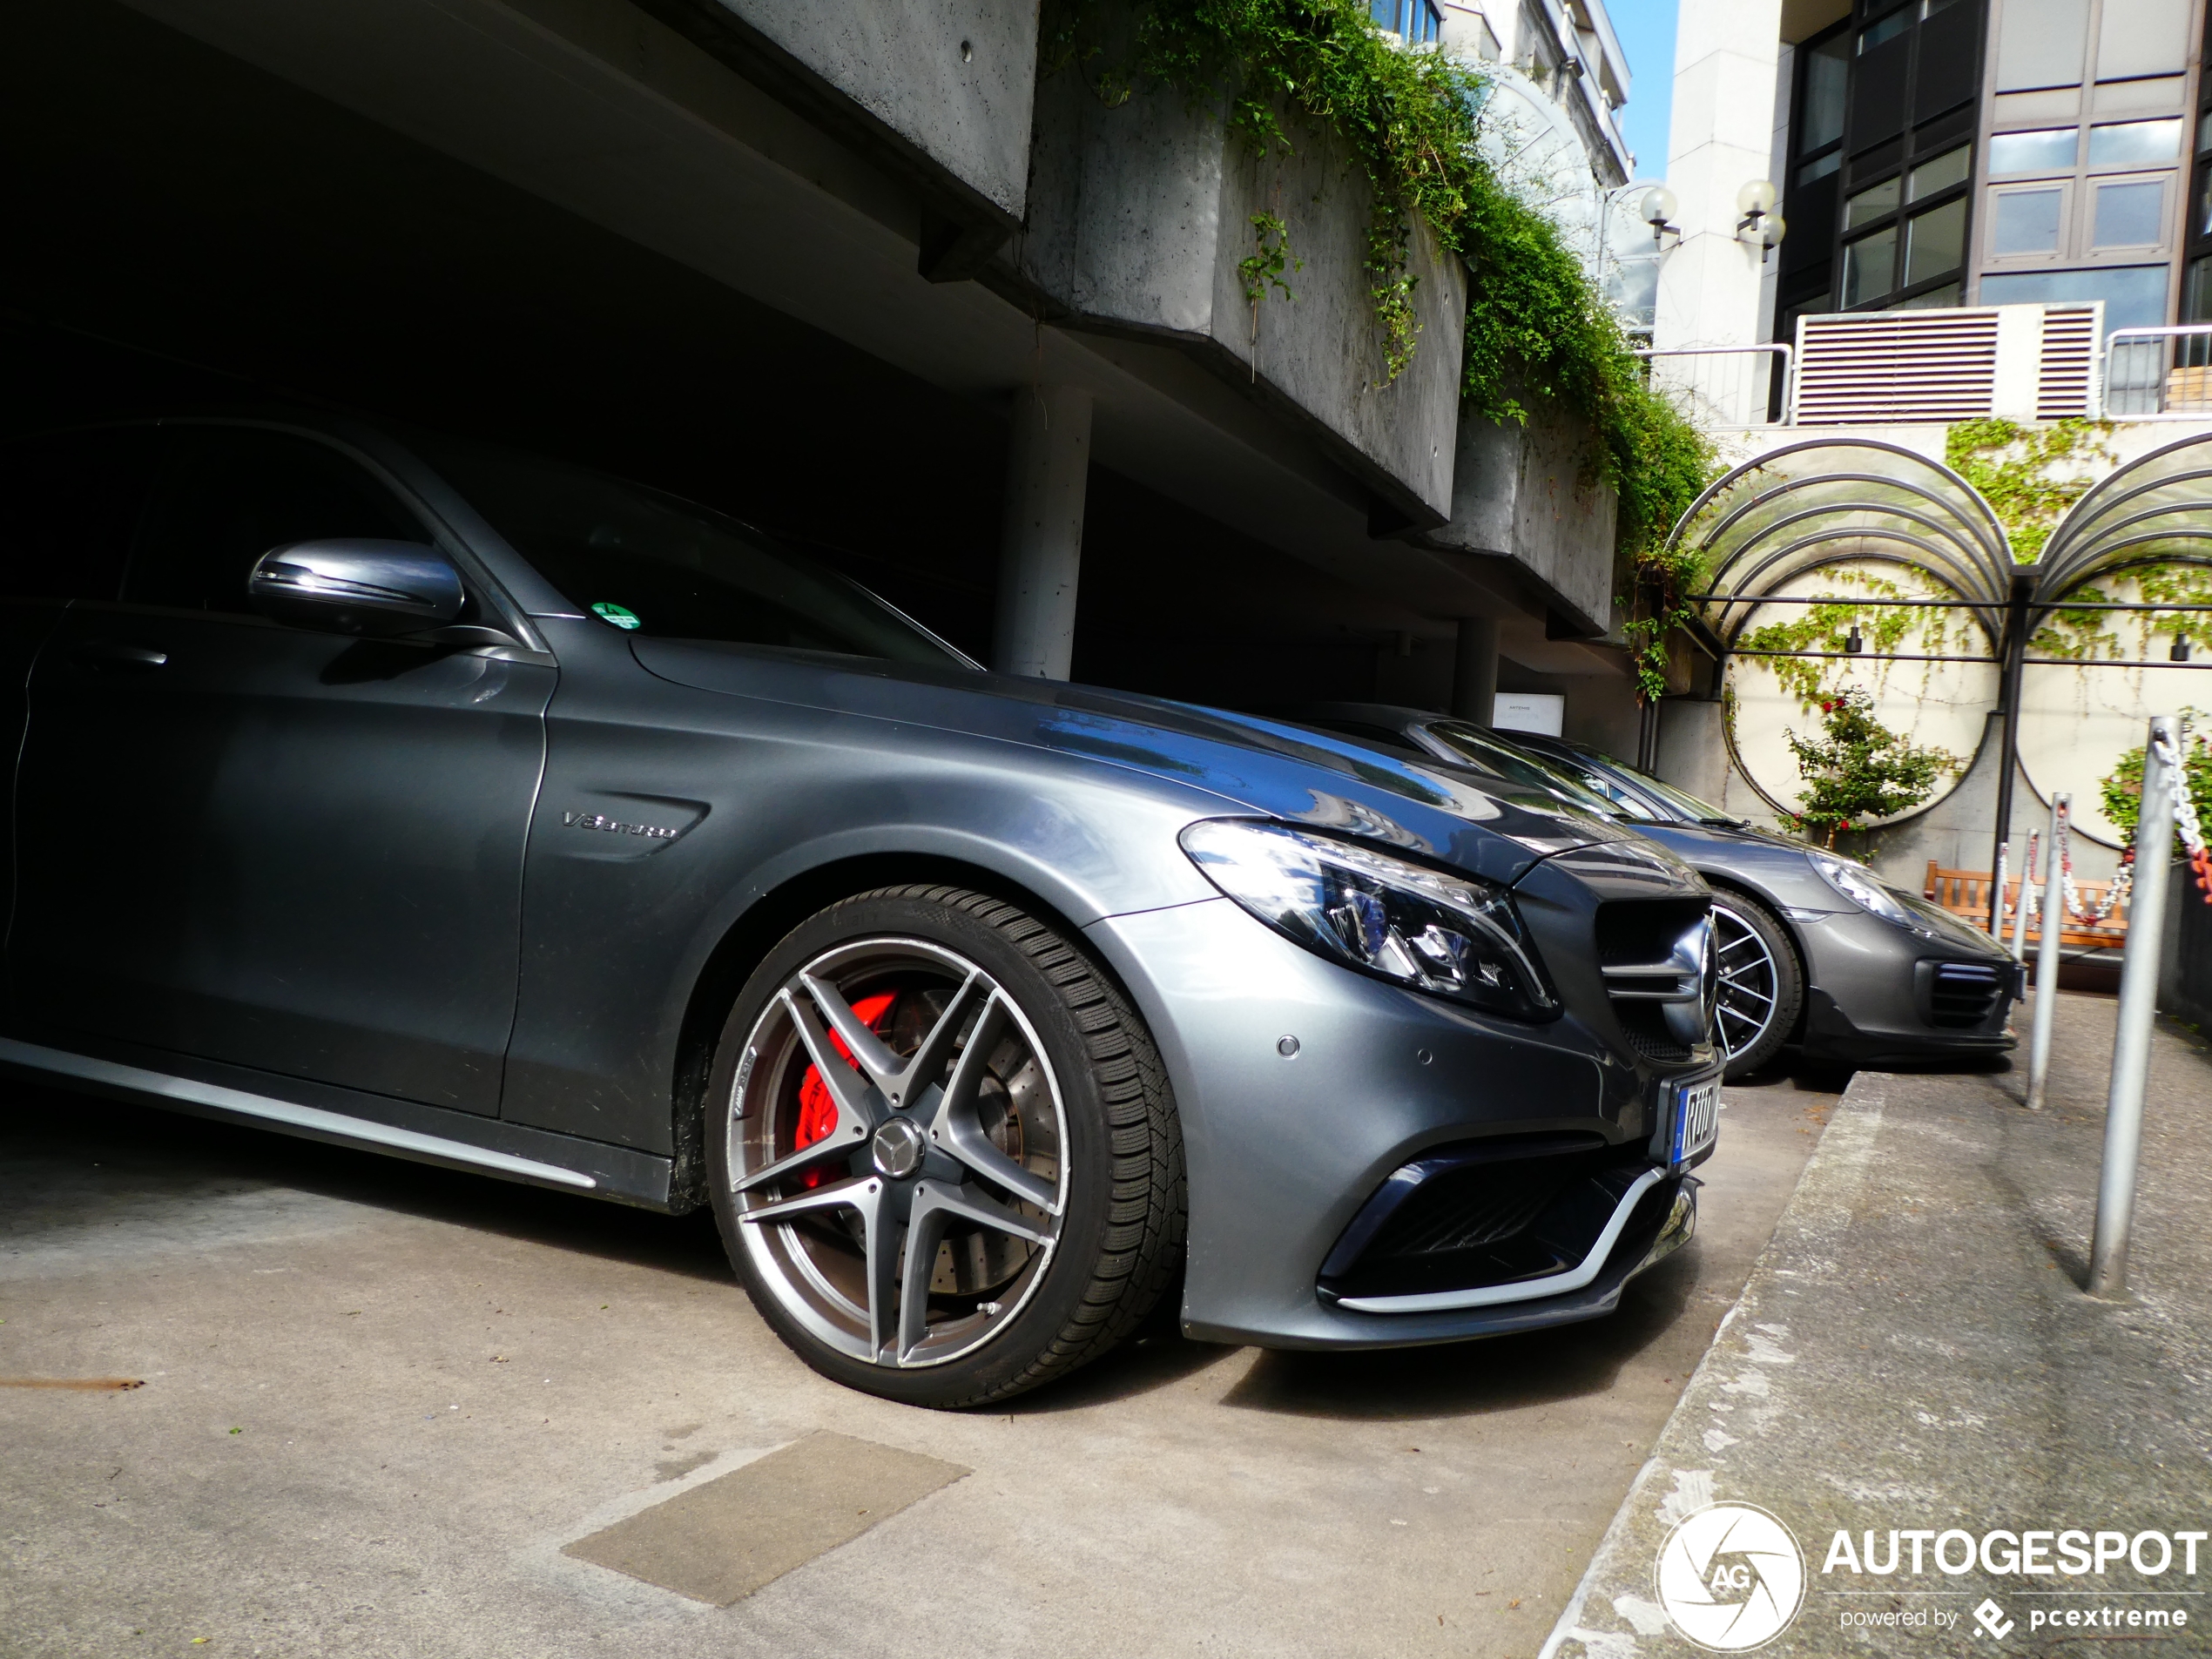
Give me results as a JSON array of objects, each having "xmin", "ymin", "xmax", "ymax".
[{"xmin": 870, "ymin": 1116, "xmax": 927, "ymax": 1180}]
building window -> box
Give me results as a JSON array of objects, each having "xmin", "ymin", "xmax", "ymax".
[
  {"xmin": 1843, "ymin": 226, "xmax": 1898, "ymax": 304},
  {"xmin": 2093, "ymin": 179, "xmax": 2169, "ymax": 250},
  {"xmin": 1369, "ymin": 0, "xmax": 1440, "ymax": 44},
  {"xmin": 1990, "ymin": 128, "xmax": 2080, "ymax": 175},
  {"xmin": 2184, "ymin": 255, "xmax": 2212, "ymax": 322},
  {"xmin": 1991, "ymin": 186, "xmax": 2065, "ymax": 256},
  {"xmin": 1978, "ymin": 266, "xmax": 2170, "ymax": 334},
  {"xmin": 1906, "ymin": 197, "xmax": 1969, "ymax": 281},
  {"xmin": 1910, "ymin": 145, "xmax": 1972, "ymax": 198},
  {"xmin": 2087, "ymin": 120, "xmax": 2183, "ymax": 169},
  {"xmin": 1860, "ymin": 8, "xmax": 1912, "ymax": 52},
  {"xmin": 1795, "ymin": 30, "xmax": 1851, "ymax": 185},
  {"xmin": 1846, "ymin": 177, "xmax": 1900, "ymax": 228}
]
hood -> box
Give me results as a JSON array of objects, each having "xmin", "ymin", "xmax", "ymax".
[{"xmin": 630, "ymin": 641, "xmax": 1642, "ymax": 886}]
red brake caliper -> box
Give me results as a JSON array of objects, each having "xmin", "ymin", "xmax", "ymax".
[{"xmin": 792, "ymin": 991, "xmax": 897, "ymax": 1188}]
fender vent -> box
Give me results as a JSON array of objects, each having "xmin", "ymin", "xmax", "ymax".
[
  {"xmin": 1595, "ymin": 898, "xmax": 1716, "ymax": 1065},
  {"xmin": 1927, "ymin": 961, "xmax": 2004, "ymax": 1028}
]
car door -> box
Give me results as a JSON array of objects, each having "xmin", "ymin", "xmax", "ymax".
[
  {"xmin": 8, "ymin": 421, "xmax": 554, "ymax": 1115},
  {"xmin": 0, "ymin": 426, "xmax": 163, "ymax": 947}
]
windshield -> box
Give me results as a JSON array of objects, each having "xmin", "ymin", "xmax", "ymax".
[
  {"xmin": 430, "ymin": 443, "xmax": 970, "ymax": 667},
  {"xmin": 1424, "ymin": 722, "xmax": 1627, "ymax": 818}
]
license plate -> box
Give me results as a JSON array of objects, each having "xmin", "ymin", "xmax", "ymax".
[{"xmin": 1666, "ymin": 1073, "xmax": 1722, "ymax": 1166}]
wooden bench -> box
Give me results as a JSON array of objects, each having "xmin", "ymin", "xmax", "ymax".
[{"xmin": 1923, "ymin": 861, "xmax": 2128, "ymax": 951}]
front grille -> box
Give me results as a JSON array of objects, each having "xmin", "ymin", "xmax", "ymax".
[
  {"xmin": 1613, "ymin": 1000, "xmax": 1693, "ymax": 1062},
  {"xmin": 1927, "ymin": 961, "xmax": 2004, "ymax": 1028},
  {"xmin": 1595, "ymin": 898, "xmax": 1714, "ymax": 1065},
  {"xmin": 1595, "ymin": 899, "xmax": 1710, "ymax": 968}
]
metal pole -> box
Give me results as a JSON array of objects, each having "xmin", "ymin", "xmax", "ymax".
[
  {"xmin": 1987, "ymin": 572, "xmax": 2034, "ymax": 934},
  {"xmin": 2087, "ymin": 719, "xmax": 2179, "ymax": 1298},
  {"xmin": 2024, "ymin": 792, "xmax": 2067, "ymax": 1112}
]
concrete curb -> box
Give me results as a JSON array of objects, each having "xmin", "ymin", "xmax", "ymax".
[{"xmin": 1537, "ymin": 1074, "xmax": 1891, "ymax": 1659}]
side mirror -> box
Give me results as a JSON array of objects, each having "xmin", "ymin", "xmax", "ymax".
[{"xmin": 247, "ymin": 540, "xmax": 466, "ymax": 637}]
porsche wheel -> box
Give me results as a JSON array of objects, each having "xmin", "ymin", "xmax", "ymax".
[{"xmin": 1710, "ymin": 893, "xmax": 1803, "ymax": 1078}]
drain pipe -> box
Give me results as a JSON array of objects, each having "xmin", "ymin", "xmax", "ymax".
[
  {"xmin": 2087, "ymin": 720, "xmax": 2178, "ymax": 1298},
  {"xmin": 2023, "ymin": 792, "xmax": 2066, "ymax": 1112}
]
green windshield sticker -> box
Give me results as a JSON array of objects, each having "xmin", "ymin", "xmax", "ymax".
[{"xmin": 590, "ymin": 602, "xmax": 641, "ymax": 631}]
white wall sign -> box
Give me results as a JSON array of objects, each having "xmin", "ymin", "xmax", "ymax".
[{"xmin": 1494, "ymin": 692, "xmax": 1566, "ymax": 736}]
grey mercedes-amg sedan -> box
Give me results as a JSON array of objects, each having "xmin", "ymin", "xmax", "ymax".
[{"xmin": 0, "ymin": 415, "xmax": 1722, "ymax": 1406}]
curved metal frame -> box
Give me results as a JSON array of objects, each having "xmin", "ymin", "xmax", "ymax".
[
  {"xmin": 2037, "ymin": 435, "xmax": 2212, "ymax": 609},
  {"xmin": 1671, "ymin": 438, "xmax": 2013, "ymax": 608},
  {"xmin": 1669, "ymin": 438, "xmax": 2015, "ymax": 864},
  {"xmin": 1664, "ymin": 431, "xmax": 2212, "ymax": 925}
]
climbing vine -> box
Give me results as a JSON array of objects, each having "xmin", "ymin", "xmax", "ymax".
[
  {"xmin": 1737, "ymin": 570, "xmax": 1964, "ymax": 709},
  {"xmin": 1043, "ymin": 0, "xmax": 1714, "ymax": 581},
  {"xmin": 1944, "ymin": 418, "xmax": 2114, "ymax": 560}
]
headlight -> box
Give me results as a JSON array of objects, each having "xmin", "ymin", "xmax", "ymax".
[
  {"xmin": 1178, "ymin": 819, "xmax": 1557, "ymax": 1020},
  {"xmin": 1808, "ymin": 849, "xmax": 1931, "ymax": 935}
]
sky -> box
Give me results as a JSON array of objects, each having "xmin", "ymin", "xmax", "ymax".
[{"xmin": 1608, "ymin": 0, "xmax": 1678, "ymax": 183}]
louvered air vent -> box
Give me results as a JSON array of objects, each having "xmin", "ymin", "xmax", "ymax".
[
  {"xmin": 2037, "ymin": 306, "xmax": 2099, "ymax": 419},
  {"xmin": 1791, "ymin": 303, "xmax": 2106, "ymax": 425},
  {"xmin": 1795, "ymin": 311, "xmax": 1999, "ymax": 424}
]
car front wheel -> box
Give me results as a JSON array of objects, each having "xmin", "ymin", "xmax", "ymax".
[
  {"xmin": 1710, "ymin": 893, "xmax": 1804, "ymax": 1078},
  {"xmin": 707, "ymin": 885, "xmax": 1184, "ymax": 1407}
]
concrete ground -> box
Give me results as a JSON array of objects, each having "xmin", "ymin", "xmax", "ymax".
[
  {"xmin": 0, "ymin": 1062, "xmax": 1840, "ymax": 1659},
  {"xmin": 1548, "ymin": 995, "xmax": 2212, "ymax": 1657}
]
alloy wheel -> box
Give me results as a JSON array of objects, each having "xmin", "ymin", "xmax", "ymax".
[
  {"xmin": 1710, "ymin": 900, "xmax": 1781, "ymax": 1065},
  {"xmin": 726, "ymin": 937, "xmax": 1068, "ymax": 1370}
]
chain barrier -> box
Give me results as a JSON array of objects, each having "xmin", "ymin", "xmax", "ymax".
[{"xmin": 2150, "ymin": 728, "xmax": 2212, "ymax": 907}]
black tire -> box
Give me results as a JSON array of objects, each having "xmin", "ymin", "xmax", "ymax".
[
  {"xmin": 1710, "ymin": 891, "xmax": 1804, "ymax": 1079},
  {"xmin": 705, "ymin": 884, "xmax": 1185, "ymax": 1408}
]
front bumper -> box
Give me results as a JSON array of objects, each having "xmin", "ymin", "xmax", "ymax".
[
  {"xmin": 1082, "ymin": 894, "xmax": 1710, "ymax": 1349},
  {"xmin": 1793, "ymin": 910, "xmax": 2018, "ymax": 1067}
]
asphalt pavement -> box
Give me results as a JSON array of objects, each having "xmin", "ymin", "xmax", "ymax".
[{"xmin": 0, "ymin": 1062, "xmax": 1838, "ymax": 1659}]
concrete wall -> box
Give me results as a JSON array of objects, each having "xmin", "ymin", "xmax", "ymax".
[
  {"xmin": 1015, "ymin": 69, "xmax": 1466, "ymax": 524},
  {"xmin": 718, "ymin": 0, "xmax": 1039, "ymax": 219},
  {"xmin": 1413, "ymin": 408, "xmax": 1620, "ymax": 632}
]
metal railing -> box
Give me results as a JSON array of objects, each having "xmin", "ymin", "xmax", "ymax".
[
  {"xmin": 1634, "ymin": 344, "xmax": 1796, "ymax": 428},
  {"xmin": 2101, "ymin": 324, "xmax": 2212, "ymax": 417}
]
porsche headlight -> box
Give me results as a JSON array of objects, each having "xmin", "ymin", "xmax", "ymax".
[
  {"xmin": 1178, "ymin": 819, "xmax": 1557, "ymax": 1020},
  {"xmin": 1808, "ymin": 849, "xmax": 1931, "ymax": 935}
]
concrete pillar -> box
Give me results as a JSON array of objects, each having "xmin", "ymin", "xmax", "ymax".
[
  {"xmin": 993, "ymin": 385, "xmax": 1093, "ymax": 679},
  {"xmin": 1653, "ymin": 0, "xmax": 1784, "ymax": 424},
  {"xmin": 1450, "ymin": 615, "xmax": 1498, "ymax": 725}
]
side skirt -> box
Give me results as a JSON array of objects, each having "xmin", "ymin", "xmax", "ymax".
[{"xmin": 0, "ymin": 1037, "xmax": 676, "ymax": 1209}]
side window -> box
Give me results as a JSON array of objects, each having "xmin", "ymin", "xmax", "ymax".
[
  {"xmin": 125, "ymin": 428, "xmax": 426, "ymax": 615},
  {"xmin": 1570, "ymin": 765, "xmax": 1649, "ymax": 813},
  {"xmin": 0, "ymin": 428, "xmax": 160, "ymax": 601}
]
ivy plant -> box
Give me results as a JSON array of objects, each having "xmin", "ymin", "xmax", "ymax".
[
  {"xmin": 1044, "ymin": 0, "xmax": 1715, "ymax": 608},
  {"xmin": 1945, "ymin": 418, "xmax": 2114, "ymax": 561}
]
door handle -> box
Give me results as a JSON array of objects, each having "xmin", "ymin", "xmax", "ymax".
[{"xmin": 73, "ymin": 641, "xmax": 169, "ymax": 671}]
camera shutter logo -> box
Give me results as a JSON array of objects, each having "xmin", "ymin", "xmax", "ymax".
[{"xmin": 1654, "ymin": 1502, "xmax": 1807, "ymax": 1650}]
